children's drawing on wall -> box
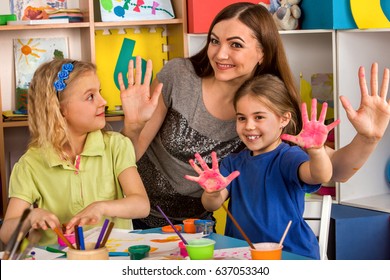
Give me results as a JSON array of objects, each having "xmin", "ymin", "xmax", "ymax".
[
  {"xmin": 9, "ymin": 0, "xmax": 68, "ymax": 20},
  {"xmin": 99, "ymin": 0, "xmax": 175, "ymax": 21},
  {"xmin": 13, "ymin": 37, "xmax": 68, "ymax": 111},
  {"xmin": 95, "ymin": 27, "xmax": 168, "ymax": 110}
]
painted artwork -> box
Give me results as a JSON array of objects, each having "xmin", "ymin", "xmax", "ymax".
[
  {"xmin": 300, "ymin": 73, "xmax": 334, "ymax": 120},
  {"xmin": 95, "ymin": 27, "xmax": 168, "ymax": 110},
  {"xmin": 9, "ymin": 0, "xmax": 68, "ymax": 20},
  {"xmin": 13, "ymin": 37, "xmax": 68, "ymax": 110},
  {"xmin": 99, "ymin": 0, "xmax": 175, "ymax": 21}
]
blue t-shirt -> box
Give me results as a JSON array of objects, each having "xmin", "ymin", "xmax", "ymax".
[{"xmin": 222, "ymin": 142, "xmax": 321, "ymax": 259}]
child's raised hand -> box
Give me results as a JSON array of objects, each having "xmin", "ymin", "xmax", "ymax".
[
  {"xmin": 118, "ymin": 56, "xmax": 162, "ymax": 125},
  {"xmin": 281, "ymin": 98, "xmax": 340, "ymax": 149},
  {"xmin": 184, "ymin": 151, "xmax": 240, "ymax": 192}
]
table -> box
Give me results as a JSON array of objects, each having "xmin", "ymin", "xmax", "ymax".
[{"xmin": 139, "ymin": 227, "xmax": 310, "ymax": 260}]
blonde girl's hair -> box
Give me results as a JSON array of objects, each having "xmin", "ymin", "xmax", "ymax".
[
  {"xmin": 27, "ymin": 59, "xmax": 96, "ymax": 161},
  {"xmin": 233, "ymin": 74, "xmax": 299, "ymax": 136},
  {"xmin": 190, "ymin": 2, "xmax": 302, "ymax": 131}
]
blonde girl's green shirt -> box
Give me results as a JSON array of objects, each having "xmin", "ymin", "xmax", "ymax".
[{"xmin": 9, "ymin": 130, "xmax": 136, "ymax": 245}]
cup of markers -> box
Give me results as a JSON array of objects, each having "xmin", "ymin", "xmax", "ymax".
[
  {"xmin": 67, "ymin": 242, "xmax": 109, "ymax": 260},
  {"xmin": 53, "ymin": 219, "xmax": 114, "ymax": 260}
]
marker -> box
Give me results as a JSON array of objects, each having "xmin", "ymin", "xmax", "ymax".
[
  {"xmin": 109, "ymin": 252, "xmax": 129, "ymax": 257},
  {"xmin": 45, "ymin": 246, "xmax": 67, "ymax": 256},
  {"xmin": 77, "ymin": 226, "xmax": 85, "ymax": 250}
]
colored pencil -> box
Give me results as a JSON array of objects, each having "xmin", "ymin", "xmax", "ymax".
[
  {"xmin": 74, "ymin": 225, "xmax": 80, "ymax": 250},
  {"xmin": 100, "ymin": 221, "xmax": 114, "ymax": 248},
  {"xmin": 156, "ymin": 205, "xmax": 188, "ymax": 245},
  {"xmin": 3, "ymin": 208, "xmax": 31, "ymax": 260},
  {"xmin": 45, "ymin": 246, "xmax": 67, "ymax": 256},
  {"xmin": 77, "ymin": 226, "xmax": 85, "ymax": 250},
  {"xmin": 95, "ymin": 219, "xmax": 109, "ymax": 249},
  {"xmin": 222, "ymin": 204, "xmax": 255, "ymax": 249},
  {"xmin": 53, "ymin": 227, "xmax": 75, "ymax": 249}
]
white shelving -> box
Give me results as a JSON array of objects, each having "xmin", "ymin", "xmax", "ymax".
[{"xmin": 336, "ymin": 29, "xmax": 390, "ymax": 213}]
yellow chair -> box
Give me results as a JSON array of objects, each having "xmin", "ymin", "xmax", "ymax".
[{"xmin": 214, "ymin": 200, "xmax": 229, "ymax": 234}]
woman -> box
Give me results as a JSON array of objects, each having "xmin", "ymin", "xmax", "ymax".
[{"xmin": 118, "ymin": 3, "xmax": 390, "ymax": 229}]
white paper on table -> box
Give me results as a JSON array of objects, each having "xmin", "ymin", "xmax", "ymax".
[
  {"xmin": 65, "ymin": 228, "xmax": 203, "ymax": 257},
  {"xmin": 0, "ymin": 247, "xmax": 64, "ymax": 260}
]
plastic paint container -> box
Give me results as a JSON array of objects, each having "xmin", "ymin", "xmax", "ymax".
[
  {"xmin": 250, "ymin": 242, "xmax": 283, "ymax": 260},
  {"xmin": 178, "ymin": 241, "xmax": 188, "ymax": 258},
  {"xmin": 185, "ymin": 238, "xmax": 216, "ymax": 260},
  {"xmin": 58, "ymin": 233, "xmax": 76, "ymax": 247},
  {"xmin": 183, "ymin": 218, "xmax": 199, "ymax": 233},
  {"xmin": 194, "ymin": 220, "xmax": 214, "ymax": 236}
]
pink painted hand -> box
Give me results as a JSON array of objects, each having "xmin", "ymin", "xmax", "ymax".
[
  {"xmin": 281, "ymin": 98, "xmax": 340, "ymax": 149},
  {"xmin": 184, "ymin": 151, "xmax": 240, "ymax": 192}
]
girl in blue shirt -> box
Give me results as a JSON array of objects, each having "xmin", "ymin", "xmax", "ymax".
[{"xmin": 185, "ymin": 74, "xmax": 340, "ymax": 259}]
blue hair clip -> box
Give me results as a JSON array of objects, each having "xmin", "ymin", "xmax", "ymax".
[{"xmin": 54, "ymin": 62, "xmax": 75, "ymax": 92}]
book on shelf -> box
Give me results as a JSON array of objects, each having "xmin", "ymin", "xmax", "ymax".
[
  {"xmin": 7, "ymin": 18, "xmax": 69, "ymax": 25},
  {"xmin": 2, "ymin": 110, "xmax": 28, "ymax": 122}
]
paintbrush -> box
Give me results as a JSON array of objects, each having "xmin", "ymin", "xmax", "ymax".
[
  {"xmin": 221, "ymin": 204, "xmax": 255, "ymax": 249},
  {"xmin": 2, "ymin": 208, "xmax": 31, "ymax": 260},
  {"xmin": 9, "ymin": 219, "xmax": 32, "ymax": 259},
  {"xmin": 15, "ymin": 229, "xmax": 42, "ymax": 260}
]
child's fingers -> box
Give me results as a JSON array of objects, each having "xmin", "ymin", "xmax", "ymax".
[
  {"xmin": 189, "ymin": 159, "xmax": 203, "ymax": 175},
  {"xmin": 211, "ymin": 151, "xmax": 219, "ymax": 171},
  {"xmin": 280, "ymin": 134, "xmax": 299, "ymax": 145},
  {"xmin": 301, "ymin": 102, "xmax": 309, "ymax": 123},
  {"xmin": 326, "ymin": 119, "xmax": 340, "ymax": 132},
  {"xmin": 184, "ymin": 175, "xmax": 199, "ymax": 183},
  {"xmin": 311, "ymin": 98, "xmax": 317, "ymax": 121},
  {"xmin": 226, "ymin": 171, "xmax": 240, "ymax": 184},
  {"xmin": 194, "ymin": 153, "xmax": 210, "ymax": 171},
  {"xmin": 318, "ymin": 102, "xmax": 328, "ymax": 123}
]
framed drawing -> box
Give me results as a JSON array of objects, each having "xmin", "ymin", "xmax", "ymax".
[{"xmin": 13, "ymin": 37, "xmax": 68, "ymax": 110}]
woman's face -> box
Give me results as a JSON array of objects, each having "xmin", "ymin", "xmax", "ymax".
[{"xmin": 207, "ymin": 18, "xmax": 264, "ymax": 84}]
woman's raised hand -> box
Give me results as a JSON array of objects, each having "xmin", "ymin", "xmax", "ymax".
[
  {"xmin": 339, "ymin": 62, "xmax": 390, "ymax": 143},
  {"xmin": 118, "ymin": 56, "xmax": 162, "ymax": 125}
]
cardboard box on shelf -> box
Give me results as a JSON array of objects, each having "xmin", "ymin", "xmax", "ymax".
[{"xmin": 187, "ymin": 0, "xmax": 259, "ymax": 33}]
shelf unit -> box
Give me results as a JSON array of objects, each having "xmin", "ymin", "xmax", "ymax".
[
  {"xmin": 0, "ymin": 0, "xmax": 188, "ymax": 216},
  {"xmin": 187, "ymin": 29, "xmax": 390, "ymax": 213}
]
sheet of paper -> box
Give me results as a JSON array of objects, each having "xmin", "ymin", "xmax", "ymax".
[
  {"xmin": 66, "ymin": 228, "xmax": 203, "ymax": 257},
  {"xmin": 0, "ymin": 247, "xmax": 64, "ymax": 260}
]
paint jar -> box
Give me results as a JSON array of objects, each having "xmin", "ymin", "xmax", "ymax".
[
  {"xmin": 178, "ymin": 241, "xmax": 188, "ymax": 258},
  {"xmin": 250, "ymin": 243, "xmax": 283, "ymax": 260},
  {"xmin": 67, "ymin": 243, "xmax": 109, "ymax": 260},
  {"xmin": 57, "ymin": 232, "xmax": 76, "ymax": 247},
  {"xmin": 185, "ymin": 238, "xmax": 215, "ymax": 260},
  {"xmin": 128, "ymin": 245, "xmax": 151, "ymax": 260},
  {"xmin": 194, "ymin": 220, "xmax": 215, "ymax": 236},
  {"xmin": 183, "ymin": 218, "xmax": 199, "ymax": 233}
]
